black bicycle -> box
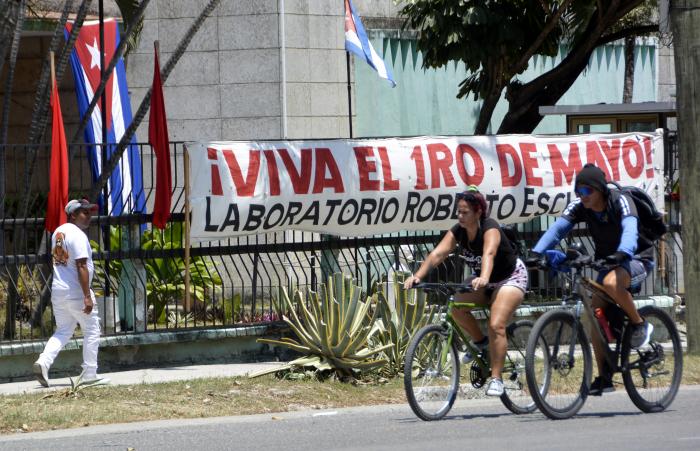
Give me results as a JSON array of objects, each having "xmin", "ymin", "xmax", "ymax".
[
  {"xmin": 404, "ymin": 281, "xmax": 545, "ymax": 421},
  {"xmin": 524, "ymin": 246, "xmax": 683, "ymax": 420}
]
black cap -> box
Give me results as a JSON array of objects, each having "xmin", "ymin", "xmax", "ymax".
[{"xmin": 575, "ymin": 164, "xmax": 608, "ymax": 194}]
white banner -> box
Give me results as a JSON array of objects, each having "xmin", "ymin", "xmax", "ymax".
[{"xmin": 185, "ymin": 131, "xmax": 664, "ymax": 242}]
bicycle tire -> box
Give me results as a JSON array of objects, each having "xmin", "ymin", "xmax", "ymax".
[
  {"xmin": 621, "ymin": 305, "xmax": 683, "ymax": 413},
  {"xmin": 404, "ymin": 324, "xmax": 460, "ymax": 421},
  {"xmin": 500, "ymin": 320, "xmax": 541, "ymax": 414},
  {"xmin": 525, "ymin": 309, "xmax": 592, "ymax": 420}
]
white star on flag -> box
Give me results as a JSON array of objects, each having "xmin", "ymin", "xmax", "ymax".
[{"xmin": 86, "ymin": 37, "xmax": 101, "ymax": 70}]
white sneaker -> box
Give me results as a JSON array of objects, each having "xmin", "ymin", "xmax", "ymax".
[
  {"xmin": 461, "ymin": 339, "xmax": 488, "ymax": 364},
  {"xmin": 33, "ymin": 361, "xmax": 49, "ymax": 387},
  {"xmin": 485, "ymin": 378, "xmax": 504, "ymax": 397},
  {"xmin": 79, "ymin": 370, "xmax": 110, "ymax": 385}
]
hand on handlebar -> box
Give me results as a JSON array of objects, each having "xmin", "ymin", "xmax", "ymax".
[
  {"xmin": 404, "ymin": 275, "xmax": 420, "ymax": 290},
  {"xmin": 605, "ymin": 251, "xmax": 630, "ymax": 265},
  {"xmin": 525, "ymin": 251, "xmax": 544, "ymax": 268},
  {"xmin": 471, "ymin": 276, "xmax": 489, "ymax": 290}
]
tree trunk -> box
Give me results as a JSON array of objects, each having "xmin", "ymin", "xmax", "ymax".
[
  {"xmin": 671, "ymin": 0, "xmax": 700, "ymax": 354},
  {"xmin": 498, "ymin": 43, "xmax": 597, "ymax": 134},
  {"xmin": 497, "ymin": 1, "xmax": 648, "ymax": 134},
  {"xmin": 474, "ymin": 90, "xmax": 501, "ymax": 135},
  {"xmin": 622, "ymin": 35, "xmax": 635, "ymax": 103}
]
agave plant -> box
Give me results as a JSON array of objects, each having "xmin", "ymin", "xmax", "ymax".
[
  {"xmin": 372, "ymin": 271, "xmax": 438, "ymax": 377},
  {"xmin": 255, "ymin": 273, "xmax": 392, "ymax": 378}
]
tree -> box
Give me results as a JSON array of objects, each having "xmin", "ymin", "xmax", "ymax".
[
  {"xmin": 671, "ymin": 0, "xmax": 700, "ymax": 354},
  {"xmin": 398, "ymin": 0, "xmax": 658, "ymax": 134},
  {"xmin": 611, "ymin": 1, "xmax": 658, "ymax": 103}
]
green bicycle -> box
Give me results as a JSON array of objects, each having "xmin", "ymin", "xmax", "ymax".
[{"xmin": 403, "ymin": 282, "xmax": 546, "ymax": 421}]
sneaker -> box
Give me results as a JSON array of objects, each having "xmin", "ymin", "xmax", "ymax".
[
  {"xmin": 78, "ymin": 370, "xmax": 110, "ymax": 385},
  {"xmin": 629, "ymin": 320, "xmax": 654, "ymax": 349},
  {"xmin": 589, "ymin": 376, "xmax": 615, "ymax": 396},
  {"xmin": 485, "ymin": 378, "xmax": 504, "ymax": 397},
  {"xmin": 461, "ymin": 338, "xmax": 489, "ymax": 364},
  {"xmin": 33, "ymin": 361, "xmax": 49, "ymax": 388}
]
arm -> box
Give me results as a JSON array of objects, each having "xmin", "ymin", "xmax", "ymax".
[
  {"xmin": 472, "ymin": 228, "xmax": 500, "ymax": 289},
  {"xmin": 75, "ymin": 257, "xmax": 94, "ymax": 314},
  {"xmin": 404, "ymin": 230, "xmax": 457, "ymax": 288},
  {"xmin": 532, "ymin": 217, "xmax": 575, "ymax": 254},
  {"xmin": 617, "ymin": 216, "xmax": 639, "ymax": 257}
]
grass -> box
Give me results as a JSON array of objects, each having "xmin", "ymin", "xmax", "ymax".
[
  {"xmin": 1, "ymin": 354, "xmax": 700, "ymax": 435},
  {"xmin": 0, "ymin": 374, "xmax": 406, "ymax": 435}
]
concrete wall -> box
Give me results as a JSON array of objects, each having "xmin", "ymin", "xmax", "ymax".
[{"xmin": 125, "ymin": 0, "xmax": 350, "ymax": 142}]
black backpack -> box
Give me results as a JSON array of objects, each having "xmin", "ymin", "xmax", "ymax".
[
  {"xmin": 609, "ymin": 181, "xmax": 668, "ymax": 246},
  {"xmin": 501, "ymin": 224, "xmax": 525, "ymax": 257}
]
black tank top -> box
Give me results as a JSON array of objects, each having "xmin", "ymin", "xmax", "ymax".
[{"xmin": 450, "ymin": 217, "xmax": 517, "ymax": 283}]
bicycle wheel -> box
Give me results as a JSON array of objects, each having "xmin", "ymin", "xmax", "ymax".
[
  {"xmin": 621, "ymin": 305, "xmax": 683, "ymax": 413},
  {"xmin": 500, "ymin": 320, "xmax": 541, "ymax": 414},
  {"xmin": 404, "ymin": 324, "xmax": 460, "ymax": 421},
  {"xmin": 525, "ymin": 309, "xmax": 592, "ymax": 420}
]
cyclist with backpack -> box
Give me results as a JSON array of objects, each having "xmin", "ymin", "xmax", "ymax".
[
  {"xmin": 527, "ymin": 163, "xmax": 655, "ymax": 395},
  {"xmin": 404, "ymin": 186, "xmax": 528, "ymax": 397}
]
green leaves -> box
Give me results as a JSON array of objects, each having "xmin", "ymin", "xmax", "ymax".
[
  {"xmin": 92, "ymin": 223, "xmax": 222, "ymax": 323},
  {"xmin": 371, "ymin": 271, "xmax": 437, "ymax": 377},
  {"xmin": 255, "ymin": 271, "xmax": 439, "ymax": 380},
  {"xmin": 257, "ymin": 273, "xmax": 390, "ymax": 377}
]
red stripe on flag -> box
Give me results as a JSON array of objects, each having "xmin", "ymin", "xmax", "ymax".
[
  {"xmin": 46, "ymin": 80, "xmax": 69, "ymax": 233},
  {"xmin": 149, "ymin": 44, "xmax": 172, "ymax": 229}
]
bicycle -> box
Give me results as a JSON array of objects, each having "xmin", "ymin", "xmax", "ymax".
[
  {"xmin": 403, "ymin": 281, "xmax": 545, "ymax": 421},
  {"xmin": 524, "ymin": 245, "xmax": 683, "ymax": 420}
]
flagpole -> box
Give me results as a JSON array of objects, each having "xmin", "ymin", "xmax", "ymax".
[
  {"xmin": 184, "ymin": 146, "xmax": 191, "ymax": 313},
  {"xmin": 346, "ymin": 51, "xmax": 353, "ymax": 138},
  {"xmin": 98, "ymin": 0, "xmax": 111, "ymax": 301}
]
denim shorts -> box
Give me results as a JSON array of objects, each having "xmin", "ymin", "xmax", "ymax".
[{"xmin": 596, "ymin": 258, "xmax": 653, "ymax": 290}]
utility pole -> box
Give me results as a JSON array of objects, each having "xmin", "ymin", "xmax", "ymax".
[{"xmin": 670, "ymin": 0, "xmax": 700, "ymax": 354}]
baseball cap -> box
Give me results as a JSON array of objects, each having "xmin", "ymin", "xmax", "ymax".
[{"xmin": 64, "ymin": 198, "xmax": 98, "ymax": 215}]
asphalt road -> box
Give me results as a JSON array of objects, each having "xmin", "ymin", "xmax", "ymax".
[{"xmin": 2, "ymin": 386, "xmax": 700, "ymax": 451}]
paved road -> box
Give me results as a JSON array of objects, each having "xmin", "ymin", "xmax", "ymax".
[{"xmin": 2, "ymin": 386, "xmax": 699, "ymax": 450}]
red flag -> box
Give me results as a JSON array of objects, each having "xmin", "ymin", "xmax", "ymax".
[
  {"xmin": 149, "ymin": 44, "xmax": 172, "ymax": 229},
  {"xmin": 46, "ymin": 79, "xmax": 69, "ymax": 233}
]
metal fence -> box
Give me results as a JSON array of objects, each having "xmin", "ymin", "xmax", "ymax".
[{"xmin": 0, "ymin": 135, "xmax": 684, "ymax": 343}]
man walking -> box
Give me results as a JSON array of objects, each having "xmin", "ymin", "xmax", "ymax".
[{"xmin": 33, "ymin": 199, "xmax": 108, "ymax": 387}]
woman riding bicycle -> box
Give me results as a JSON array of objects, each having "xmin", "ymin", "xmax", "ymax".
[{"xmin": 404, "ymin": 186, "xmax": 528, "ymax": 397}]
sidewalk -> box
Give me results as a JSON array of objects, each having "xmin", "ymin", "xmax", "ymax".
[{"xmin": 0, "ymin": 361, "xmax": 286, "ymax": 396}]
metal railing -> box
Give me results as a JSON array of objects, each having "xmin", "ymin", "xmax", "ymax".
[{"xmin": 0, "ymin": 135, "xmax": 684, "ymax": 343}]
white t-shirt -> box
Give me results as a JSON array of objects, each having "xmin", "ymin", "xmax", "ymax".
[{"xmin": 51, "ymin": 222, "xmax": 94, "ymax": 299}]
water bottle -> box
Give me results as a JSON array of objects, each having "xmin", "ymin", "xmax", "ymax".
[{"xmin": 594, "ymin": 307, "xmax": 615, "ymax": 342}]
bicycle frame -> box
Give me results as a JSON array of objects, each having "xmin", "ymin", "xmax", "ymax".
[
  {"xmin": 447, "ymin": 300, "xmax": 491, "ymax": 375},
  {"xmin": 553, "ymin": 265, "xmax": 626, "ymax": 375}
]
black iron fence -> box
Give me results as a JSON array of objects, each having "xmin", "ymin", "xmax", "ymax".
[{"xmin": 0, "ymin": 135, "xmax": 684, "ymax": 343}]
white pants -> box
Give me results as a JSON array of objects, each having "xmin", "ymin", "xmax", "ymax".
[{"xmin": 37, "ymin": 295, "xmax": 102, "ymax": 375}]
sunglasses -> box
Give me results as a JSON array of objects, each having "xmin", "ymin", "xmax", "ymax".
[
  {"xmin": 575, "ymin": 186, "xmax": 594, "ymax": 197},
  {"xmin": 456, "ymin": 185, "xmax": 480, "ymax": 201}
]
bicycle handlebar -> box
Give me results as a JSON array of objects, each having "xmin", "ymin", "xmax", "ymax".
[
  {"xmin": 411, "ymin": 281, "xmax": 498, "ymax": 295},
  {"xmin": 529, "ymin": 250, "xmax": 617, "ymax": 273}
]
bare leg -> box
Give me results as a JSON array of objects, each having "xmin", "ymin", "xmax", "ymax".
[
  {"xmin": 451, "ymin": 290, "xmax": 489, "ymax": 343},
  {"xmin": 601, "ymin": 267, "xmax": 642, "ymax": 324},
  {"xmin": 487, "ymin": 286, "xmax": 524, "ymax": 379}
]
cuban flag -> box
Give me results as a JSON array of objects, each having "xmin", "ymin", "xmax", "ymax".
[
  {"xmin": 344, "ymin": 0, "xmax": 396, "ymax": 87},
  {"xmin": 65, "ymin": 18, "xmax": 146, "ymax": 216}
]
